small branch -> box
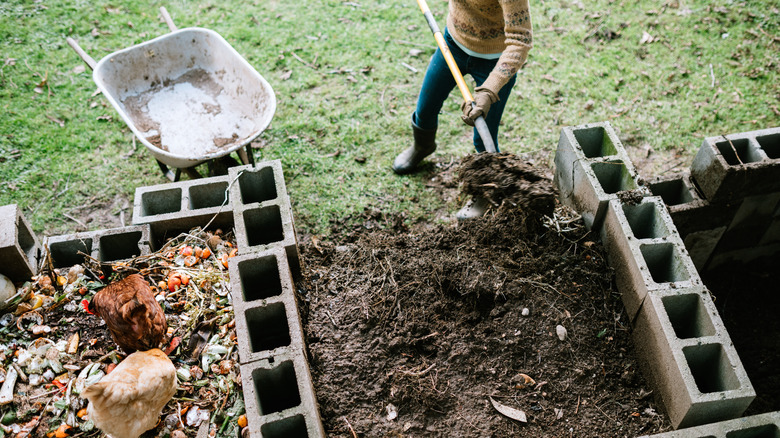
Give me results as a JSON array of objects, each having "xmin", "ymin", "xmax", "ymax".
[
  {"xmin": 292, "ymin": 52, "xmax": 317, "ymax": 70},
  {"xmin": 400, "ymin": 62, "xmax": 418, "ymax": 73}
]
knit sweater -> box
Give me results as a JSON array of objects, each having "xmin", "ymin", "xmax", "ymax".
[{"xmin": 446, "ymin": 0, "xmax": 533, "ymax": 94}]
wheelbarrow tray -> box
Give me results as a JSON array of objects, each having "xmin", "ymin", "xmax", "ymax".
[{"xmin": 92, "ymin": 27, "xmax": 275, "ymax": 169}]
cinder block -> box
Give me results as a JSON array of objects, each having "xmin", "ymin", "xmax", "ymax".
[
  {"xmin": 0, "ymin": 204, "xmax": 41, "ymax": 282},
  {"xmin": 712, "ymin": 192, "xmax": 780, "ymax": 253},
  {"xmin": 639, "ymin": 411, "xmax": 780, "ymax": 437},
  {"xmin": 648, "ymin": 174, "xmax": 699, "ymax": 208},
  {"xmin": 682, "ymin": 227, "xmax": 727, "ymax": 271},
  {"xmin": 554, "ymin": 121, "xmax": 650, "ymax": 231},
  {"xmin": 45, "ymin": 225, "xmax": 151, "ymax": 275},
  {"xmin": 239, "ymin": 351, "xmax": 325, "ymax": 438},
  {"xmin": 632, "ymin": 287, "xmax": 754, "ymax": 429},
  {"xmin": 229, "ymin": 162, "xmax": 301, "ymax": 278},
  {"xmin": 132, "ymin": 176, "xmax": 234, "ymax": 249},
  {"xmin": 690, "ymin": 127, "xmax": 780, "ymax": 202},
  {"xmin": 229, "ymin": 248, "xmax": 304, "ymax": 364},
  {"xmin": 601, "ymin": 196, "xmax": 703, "ymax": 321},
  {"xmin": 706, "ymin": 241, "xmax": 780, "ymax": 272}
]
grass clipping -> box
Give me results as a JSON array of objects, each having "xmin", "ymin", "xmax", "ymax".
[{"xmin": 457, "ymin": 152, "xmax": 557, "ymax": 217}]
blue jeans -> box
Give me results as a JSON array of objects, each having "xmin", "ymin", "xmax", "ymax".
[{"xmin": 413, "ymin": 28, "xmax": 517, "ymax": 153}]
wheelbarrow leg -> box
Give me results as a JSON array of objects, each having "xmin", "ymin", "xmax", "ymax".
[
  {"xmin": 183, "ymin": 167, "xmax": 203, "ymax": 180},
  {"xmin": 156, "ymin": 159, "xmax": 180, "ymax": 182},
  {"xmin": 237, "ymin": 144, "xmax": 255, "ymax": 166}
]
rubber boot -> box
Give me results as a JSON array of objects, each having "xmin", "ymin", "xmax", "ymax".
[
  {"xmin": 392, "ymin": 120, "xmax": 437, "ymax": 175},
  {"xmin": 456, "ymin": 196, "xmax": 490, "ymax": 221}
]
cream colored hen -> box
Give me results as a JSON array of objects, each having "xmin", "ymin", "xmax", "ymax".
[{"xmin": 81, "ymin": 349, "xmax": 177, "ymax": 438}]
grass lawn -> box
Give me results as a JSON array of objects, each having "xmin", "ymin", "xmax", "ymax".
[{"xmin": 1, "ymin": 0, "xmax": 778, "ymax": 237}]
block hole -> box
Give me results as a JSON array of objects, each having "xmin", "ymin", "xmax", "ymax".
[
  {"xmin": 662, "ymin": 293, "xmax": 716, "ymax": 339},
  {"xmin": 236, "ymin": 255, "xmax": 284, "ymax": 302},
  {"xmin": 189, "ymin": 181, "xmax": 229, "ymax": 209},
  {"xmin": 238, "ymin": 166, "xmax": 278, "ymax": 204},
  {"xmin": 649, "ymin": 178, "xmax": 695, "ymax": 206},
  {"xmin": 715, "ymin": 138, "xmax": 762, "ymax": 165},
  {"xmin": 245, "ymin": 302, "xmax": 291, "ymax": 353},
  {"xmin": 683, "ymin": 343, "xmax": 741, "ymax": 393},
  {"xmin": 49, "ymin": 239, "xmax": 92, "ymax": 269},
  {"xmin": 243, "ymin": 205, "xmax": 284, "ymax": 247},
  {"xmin": 251, "ymin": 360, "xmax": 301, "ymax": 415},
  {"xmin": 99, "ymin": 231, "xmax": 142, "ymax": 262},
  {"xmin": 140, "ymin": 188, "xmax": 182, "ymax": 216},
  {"xmin": 16, "ymin": 219, "xmax": 37, "ymax": 261},
  {"xmin": 622, "ymin": 202, "xmax": 670, "ymax": 239},
  {"xmin": 726, "ymin": 424, "xmax": 780, "ymax": 438},
  {"xmin": 573, "ymin": 126, "xmax": 618, "ymax": 158},
  {"xmin": 261, "ymin": 415, "xmax": 308, "ymax": 438},
  {"xmin": 756, "ymin": 133, "xmax": 780, "ymax": 160},
  {"xmin": 640, "ymin": 243, "xmax": 690, "ymax": 283},
  {"xmin": 591, "ymin": 161, "xmax": 637, "ymax": 194}
]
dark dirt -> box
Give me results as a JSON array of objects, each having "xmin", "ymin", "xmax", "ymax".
[
  {"xmin": 702, "ymin": 258, "xmax": 780, "ymax": 417},
  {"xmin": 297, "ymin": 156, "xmax": 672, "ymax": 437}
]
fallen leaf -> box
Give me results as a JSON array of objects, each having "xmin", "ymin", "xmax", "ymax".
[
  {"xmin": 280, "ymin": 70, "xmax": 292, "ymax": 80},
  {"xmin": 489, "ymin": 396, "xmax": 527, "ymax": 422},
  {"xmin": 640, "ymin": 31, "xmax": 656, "ymax": 44}
]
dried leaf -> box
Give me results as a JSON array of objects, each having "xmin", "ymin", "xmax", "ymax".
[
  {"xmin": 280, "ymin": 70, "xmax": 292, "ymax": 80},
  {"xmin": 489, "ymin": 396, "xmax": 527, "ymax": 422},
  {"xmin": 640, "ymin": 31, "xmax": 656, "ymax": 44}
]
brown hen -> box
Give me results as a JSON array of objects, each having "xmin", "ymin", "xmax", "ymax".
[
  {"xmin": 81, "ymin": 348, "xmax": 177, "ymax": 438},
  {"xmin": 88, "ymin": 273, "xmax": 167, "ymax": 353}
]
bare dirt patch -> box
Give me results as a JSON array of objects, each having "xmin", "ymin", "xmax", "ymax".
[{"xmin": 297, "ymin": 156, "xmax": 672, "ymax": 437}]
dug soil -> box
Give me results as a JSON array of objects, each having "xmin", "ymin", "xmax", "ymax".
[{"xmin": 297, "ymin": 155, "xmax": 672, "ymax": 437}]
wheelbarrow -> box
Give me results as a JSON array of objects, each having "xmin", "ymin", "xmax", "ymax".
[{"xmin": 67, "ymin": 7, "xmax": 276, "ymax": 181}]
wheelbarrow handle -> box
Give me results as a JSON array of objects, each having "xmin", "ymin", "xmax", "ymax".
[
  {"xmin": 160, "ymin": 7, "xmax": 178, "ymax": 32},
  {"xmin": 66, "ymin": 37, "xmax": 97, "ymax": 71}
]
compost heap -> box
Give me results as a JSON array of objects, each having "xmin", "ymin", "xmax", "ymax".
[
  {"xmin": 298, "ymin": 154, "xmax": 670, "ymax": 437},
  {"xmin": 0, "ymin": 229, "xmax": 246, "ymax": 437}
]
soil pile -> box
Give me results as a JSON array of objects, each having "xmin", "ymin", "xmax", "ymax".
[
  {"xmin": 299, "ymin": 180, "xmax": 670, "ymax": 437},
  {"xmin": 458, "ymin": 152, "xmax": 557, "ymax": 217}
]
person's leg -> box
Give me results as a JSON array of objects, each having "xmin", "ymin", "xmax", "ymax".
[
  {"xmin": 468, "ymin": 59, "xmax": 517, "ymax": 153},
  {"xmin": 413, "ymin": 42, "xmax": 459, "ymax": 130}
]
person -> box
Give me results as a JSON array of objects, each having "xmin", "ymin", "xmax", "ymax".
[{"xmin": 392, "ymin": 0, "xmax": 533, "ymax": 220}]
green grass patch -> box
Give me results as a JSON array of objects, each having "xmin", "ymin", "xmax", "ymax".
[{"xmin": 1, "ymin": 0, "xmax": 777, "ymax": 237}]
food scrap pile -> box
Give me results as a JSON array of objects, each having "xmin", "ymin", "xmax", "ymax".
[{"xmin": 0, "ymin": 228, "xmax": 247, "ymax": 438}]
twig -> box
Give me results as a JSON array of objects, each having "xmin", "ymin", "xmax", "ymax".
[
  {"xmin": 722, "ymin": 135, "xmax": 744, "ymax": 165},
  {"xmin": 400, "ymin": 62, "xmax": 418, "ymax": 73},
  {"xmin": 343, "ymin": 417, "xmax": 358, "ymax": 438},
  {"xmin": 709, "ymin": 63, "xmax": 715, "ymax": 87},
  {"xmin": 63, "ymin": 213, "xmax": 87, "ymax": 229},
  {"xmin": 399, "ymin": 363, "xmax": 436, "ymax": 377},
  {"xmin": 292, "ymin": 52, "xmax": 317, "ymax": 69}
]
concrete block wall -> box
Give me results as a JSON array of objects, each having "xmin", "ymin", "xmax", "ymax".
[
  {"xmin": 601, "ymin": 196, "xmax": 704, "ymax": 322},
  {"xmin": 554, "ymin": 121, "xmax": 650, "ymax": 230},
  {"xmin": 647, "ymin": 127, "xmax": 780, "ymax": 272},
  {"xmin": 229, "ymin": 161, "xmax": 301, "ymax": 279},
  {"xmin": 690, "ymin": 127, "xmax": 780, "ymax": 202},
  {"xmin": 640, "ymin": 411, "xmax": 780, "ymax": 438},
  {"xmin": 129, "ymin": 160, "xmax": 321, "ymax": 437},
  {"xmin": 132, "ymin": 175, "xmax": 235, "ymax": 249},
  {"xmin": 239, "ymin": 351, "xmax": 325, "ymax": 438},
  {"xmin": 0, "ymin": 204, "xmax": 41, "ymax": 282},
  {"xmin": 230, "ymin": 248, "xmax": 325, "ymax": 438},
  {"xmin": 555, "ymin": 121, "xmax": 760, "ymax": 430},
  {"xmin": 44, "ymin": 224, "xmax": 151, "ymax": 275}
]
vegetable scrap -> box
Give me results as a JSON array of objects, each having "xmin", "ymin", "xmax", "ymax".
[{"xmin": 0, "ymin": 228, "xmax": 248, "ymax": 438}]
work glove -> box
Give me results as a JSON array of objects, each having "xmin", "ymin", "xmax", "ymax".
[{"xmin": 460, "ymin": 86, "xmax": 499, "ymax": 126}]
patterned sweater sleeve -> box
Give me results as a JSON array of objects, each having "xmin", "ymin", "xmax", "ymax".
[{"xmin": 481, "ymin": 0, "xmax": 533, "ymax": 95}]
